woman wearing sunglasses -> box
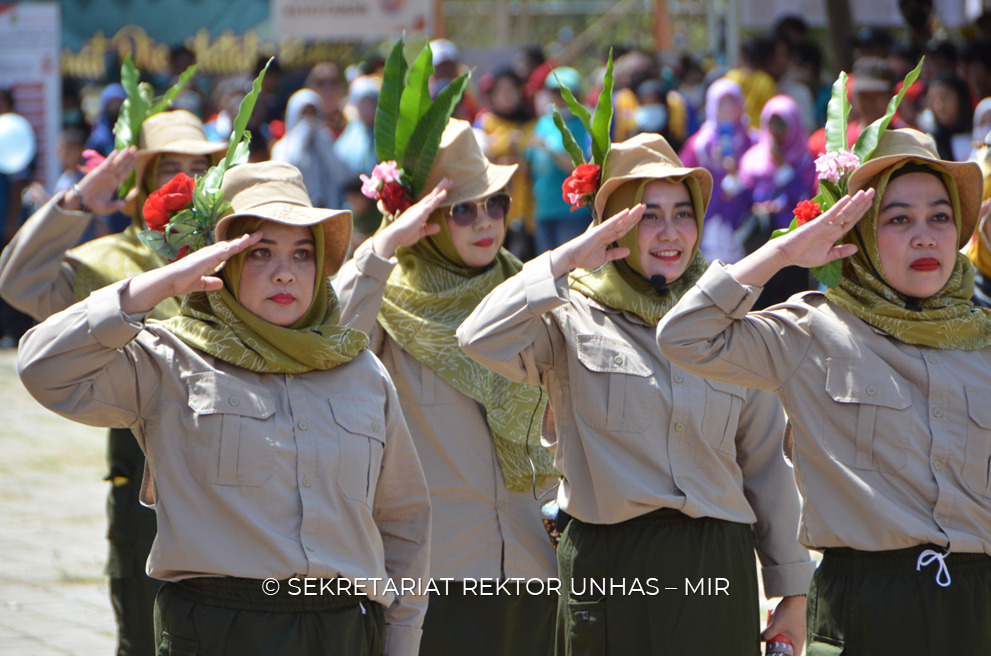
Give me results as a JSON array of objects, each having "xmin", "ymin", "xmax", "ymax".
[
  {"xmin": 334, "ymin": 118, "xmax": 559, "ymax": 654},
  {"xmin": 458, "ymin": 133, "xmax": 814, "ymax": 654}
]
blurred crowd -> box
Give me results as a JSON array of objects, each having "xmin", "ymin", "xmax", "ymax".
[{"xmin": 4, "ymin": 0, "xmax": 991, "ymax": 345}]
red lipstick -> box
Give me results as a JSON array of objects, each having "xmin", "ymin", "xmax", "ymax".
[
  {"xmin": 270, "ymin": 293, "xmax": 296, "ymax": 305},
  {"xmin": 473, "ymin": 237, "xmax": 494, "ymax": 248},
  {"xmin": 910, "ymin": 258, "xmax": 939, "ymax": 271}
]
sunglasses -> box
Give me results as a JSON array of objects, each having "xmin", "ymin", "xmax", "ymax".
[{"xmin": 447, "ymin": 192, "xmax": 512, "ymax": 226}]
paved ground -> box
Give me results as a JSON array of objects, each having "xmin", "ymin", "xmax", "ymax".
[{"xmin": 0, "ymin": 347, "xmax": 117, "ymax": 655}]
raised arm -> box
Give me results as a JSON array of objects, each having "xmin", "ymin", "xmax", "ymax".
[
  {"xmin": 657, "ymin": 191, "xmax": 875, "ymax": 391},
  {"xmin": 458, "ymin": 205, "xmax": 644, "ymax": 385},
  {"xmin": 0, "ymin": 147, "xmax": 138, "ymax": 320}
]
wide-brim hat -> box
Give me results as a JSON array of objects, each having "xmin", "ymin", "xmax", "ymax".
[
  {"xmin": 847, "ymin": 128, "xmax": 982, "ymax": 247},
  {"xmin": 421, "ymin": 118, "xmax": 517, "ymax": 208},
  {"xmin": 135, "ymin": 110, "xmax": 227, "ymax": 183},
  {"xmin": 593, "ymin": 132, "xmax": 713, "ymax": 223},
  {"xmin": 215, "ymin": 161, "xmax": 352, "ymax": 276}
]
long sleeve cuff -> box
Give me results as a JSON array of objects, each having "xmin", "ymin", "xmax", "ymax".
[
  {"xmin": 696, "ymin": 261, "xmax": 763, "ymax": 319},
  {"xmin": 761, "ymin": 559, "xmax": 817, "ymax": 598},
  {"xmin": 521, "ymin": 251, "xmax": 570, "ymax": 315},
  {"xmin": 352, "ymin": 238, "xmax": 396, "ymax": 283},
  {"xmin": 88, "ymin": 280, "xmax": 147, "ymax": 349},
  {"xmin": 384, "ymin": 623, "xmax": 422, "ymax": 656}
]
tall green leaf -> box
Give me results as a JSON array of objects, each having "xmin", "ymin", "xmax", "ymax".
[
  {"xmin": 375, "ymin": 38, "xmax": 408, "ymax": 163},
  {"xmin": 150, "ymin": 63, "xmax": 198, "ymax": 114},
  {"xmin": 555, "ymin": 71, "xmax": 593, "ymax": 138},
  {"xmin": 590, "ymin": 50, "xmax": 614, "ymax": 166},
  {"xmin": 552, "ymin": 106, "xmax": 587, "ymax": 168},
  {"xmin": 222, "ymin": 58, "xmax": 270, "ymax": 170},
  {"xmin": 396, "ymin": 45, "xmax": 435, "ymax": 162},
  {"xmin": 114, "ymin": 55, "xmax": 148, "ymax": 150},
  {"xmin": 824, "ymin": 71, "xmax": 849, "ymax": 153},
  {"xmin": 852, "ymin": 57, "xmax": 924, "ymax": 163},
  {"xmin": 402, "ymin": 73, "xmax": 468, "ymax": 195}
]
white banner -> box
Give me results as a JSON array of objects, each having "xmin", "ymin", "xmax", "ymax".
[
  {"xmin": 0, "ymin": 2, "xmax": 60, "ymax": 190},
  {"xmin": 273, "ymin": 0, "xmax": 434, "ymax": 41}
]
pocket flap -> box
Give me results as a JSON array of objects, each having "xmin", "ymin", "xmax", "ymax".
[
  {"xmin": 705, "ymin": 377, "xmax": 747, "ymax": 400},
  {"xmin": 330, "ymin": 399, "xmax": 386, "ymax": 443},
  {"xmin": 966, "ymin": 387, "xmax": 991, "ymax": 429},
  {"xmin": 575, "ymin": 334, "xmax": 651, "ymax": 377},
  {"xmin": 185, "ymin": 372, "xmax": 274, "ymax": 419},
  {"xmin": 825, "ymin": 358, "xmax": 910, "ymax": 410}
]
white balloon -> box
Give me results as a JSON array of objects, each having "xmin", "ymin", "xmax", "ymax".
[{"xmin": 0, "ymin": 112, "xmax": 37, "ymax": 174}]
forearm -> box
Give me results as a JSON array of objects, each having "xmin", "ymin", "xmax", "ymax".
[
  {"xmin": 725, "ymin": 238, "xmax": 790, "ymax": 287},
  {"xmin": 120, "ymin": 266, "xmax": 179, "ymax": 315},
  {"xmin": 332, "ymin": 239, "xmax": 394, "ymax": 335}
]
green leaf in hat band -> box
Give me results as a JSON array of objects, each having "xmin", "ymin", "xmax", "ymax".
[
  {"xmin": 375, "ymin": 38, "xmax": 408, "ymax": 163},
  {"xmin": 590, "ymin": 49, "xmax": 615, "ymax": 166},
  {"xmin": 552, "ymin": 106, "xmax": 587, "ymax": 169},
  {"xmin": 151, "ymin": 63, "xmax": 198, "ymax": 114},
  {"xmin": 824, "ymin": 71, "xmax": 849, "ymax": 154},
  {"xmin": 556, "ymin": 74, "xmax": 593, "ymax": 144},
  {"xmin": 811, "ymin": 260, "xmax": 843, "ymax": 289},
  {"xmin": 223, "ymin": 58, "xmax": 271, "ymax": 171},
  {"xmin": 853, "ymin": 57, "xmax": 924, "ymax": 162},
  {"xmin": 402, "ymin": 72, "xmax": 469, "ymax": 195},
  {"xmin": 396, "ymin": 44, "xmax": 434, "ymax": 163}
]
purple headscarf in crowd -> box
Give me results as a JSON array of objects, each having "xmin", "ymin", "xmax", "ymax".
[{"xmin": 682, "ymin": 78, "xmax": 756, "ymax": 171}]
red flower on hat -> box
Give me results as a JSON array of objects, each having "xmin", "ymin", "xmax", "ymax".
[
  {"xmin": 380, "ymin": 180, "xmax": 412, "ymax": 215},
  {"xmin": 143, "ymin": 173, "xmax": 196, "ymax": 231},
  {"xmin": 793, "ymin": 199, "xmax": 822, "ymax": 227},
  {"xmin": 562, "ymin": 163, "xmax": 601, "ymax": 212}
]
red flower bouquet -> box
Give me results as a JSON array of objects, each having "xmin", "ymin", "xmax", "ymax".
[
  {"xmin": 143, "ymin": 173, "xmax": 195, "ymax": 231},
  {"xmin": 562, "ymin": 163, "xmax": 602, "ymax": 212},
  {"xmin": 793, "ymin": 200, "xmax": 822, "ymax": 228}
]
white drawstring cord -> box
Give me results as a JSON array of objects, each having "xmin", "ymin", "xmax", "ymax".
[{"xmin": 916, "ymin": 549, "xmax": 952, "ymax": 587}]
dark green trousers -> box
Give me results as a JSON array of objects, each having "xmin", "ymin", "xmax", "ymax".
[
  {"xmin": 807, "ymin": 546, "xmax": 991, "ymax": 655},
  {"xmin": 555, "ymin": 508, "xmax": 760, "ymax": 655},
  {"xmin": 419, "ymin": 585, "xmax": 556, "ymax": 655},
  {"xmin": 154, "ymin": 577, "xmax": 384, "ymax": 655},
  {"xmin": 107, "ymin": 427, "xmax": 161, "ymax": 656}
]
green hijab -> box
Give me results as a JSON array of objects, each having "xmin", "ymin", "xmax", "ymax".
[
  {"xmin": 158, "ymin": 218, "xmax": 368, "ymax": 373},
  {"xmin": 826, "ymin": 161, "xmax": 991, "ymax": 350},
  {"xmin": 378, "ymin": 210, "xmax": 556, "ymax": 491},
  {"xmin": 569, "ymin": 177, "xmax": 709, "ymax": 325}
]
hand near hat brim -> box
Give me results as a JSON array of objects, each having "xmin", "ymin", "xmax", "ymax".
[
  {"xmin": 728, "ymin": 190, "xmax": 875, "ymax": 287},
  {"xmin": 63, "ymin": 147, "xmax": 138, "ymax": 215},
  {"xmin": 120, "ymin": 231, "xmax": 262, "ymax": 316},
  {"xmin": 371, "ymin": 178, "xmax": 451, "ymax": 258},
  {"xmin": 548, "ymin": 204, "xmax": 645, "ymax": 279}
]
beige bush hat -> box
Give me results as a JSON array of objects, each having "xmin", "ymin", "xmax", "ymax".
[
  {"xmin": 593, "ymin": 132, "xmax": 713, "ymax": 224},
  {"xmin": 421, "ymin": 118, "xmax": 517, "ymax": 207},
  {"xmin": 848, "ymin": 128, "xmax": 982, "ymax": 247},
  {"xmin": 135, "ymin": 109, "xmax": 227, "ymax": 182},
  {"xmin": 215, "ymin": 161, "xmax": 352, "ymax": 276}
]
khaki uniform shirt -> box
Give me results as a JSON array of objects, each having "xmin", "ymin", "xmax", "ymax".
[
  {"xmin": 0, "ymin": 192, "xmax": 97, "ymax": 320},
  {"xmin": 332, "ymin": 240, "xmax": 557, "ymax": 581},
  {"xmin": 457, "ymin": 253, "xmax": 815, "ymax": 597},
  {"xmin": 17, "ymin": 281, "xmax": 432, "ymax": 655},
  {"xmin": 657, "ymin": 263, "xmax": 991, "ymax": 556}
]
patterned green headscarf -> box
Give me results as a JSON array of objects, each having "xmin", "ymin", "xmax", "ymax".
[
  {"xmin": 378, "ymin": 211, "xmax": 555, "ymax": 491},
  {"xmin": 827, "ymin": 161, "xmax": 991, "ymax": 350},
  {"xmin": 569, "ymin": 177, "xmax": 708, "ymax": 325},
  {"xmin": 158, "ymin": 219, "xmax": 368, "ymax": 373}
]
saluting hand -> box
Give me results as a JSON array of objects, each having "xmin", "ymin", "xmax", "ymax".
[
  {"xmin": 120, "ymin": 232, "xmax": 262, "ymax": 315},
  {"xmin": 549, "ymin": 204, "xmax": 645, "ymax": 279},
  {"xmin": 61, "ymin": 147, "xmax": 139, "ymax": 215},
  {"xmin": 371, "ymin": 178, "xmax": 451, "ymax": 258}
]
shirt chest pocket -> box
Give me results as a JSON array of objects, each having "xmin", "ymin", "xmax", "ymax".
[
  {"xmin": 700, "ymin": 378, "xmax": 747, "ymax": 455},
  {"xmin": 962, "ymin": 387, "xmax": 991, "ymax": 499},
  {"xmin": 184, "ymin": 372, "xmax": 276, "ymax": 487},
  {"xmin": 572, "ymin": 334, "xmax": 654, "ymax": 434},
  {"xmin": 330, "ymin": 400, "xmax": 386, "ymax": 507},
  {"xmin": 824, "ymin": 358, "xmax": 911, "ymax": 474}
]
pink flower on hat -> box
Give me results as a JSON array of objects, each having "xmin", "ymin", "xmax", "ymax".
[
  {"xmin": 815, "ymin": 148, "xmax": 860, "ymax": 184},
  {"xmin": 360, "ymin": 160, "xmax": 404, "ymax": 199}
]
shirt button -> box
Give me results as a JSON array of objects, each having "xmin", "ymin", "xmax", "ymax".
[
  {"xmin": 927, "ymin": 355, "xmax": 937, "ymax": 364},
  {"xmin": 866, "ymin": 385, "xmax": 877, "ymax": 396},
  {"xmin": 305, "ymin": 542, "xmax": 315, "ymax": 552},
  {"xmin": 298, "ymin": 420, "xmax": 309, "ymax": 431},
  {"xmin": 497, "ymin": 502, "xmax": 506, "ymax": 511},
  {"xmin": 229, "ymin": 396, "xmax": 240, "ymax": 407},
  {"xmin": 674, "ymin": 422, "xmax": 685, "ymax": 432},
  {"xmin": 371, "ymin": 422, "xmax": 381, "ymax": 432},
  {"xmin": 677, "ymin": 477, "xmax": 687, "ymax": 488},
  {"xmin": 932, "ymin": 408, "xmax": 943, "ymax": 418},
  {"xmin": 302, "ymin": 476, "xmax": 312, "ymax": 488},
  {"xmin": 673, "ymin": 373, "xmax": 684, "ymax": 383},
  {"xmin": 613, "ymin": 355, "xmax": 624, "ymax": 365},
  {"xmin": 933, "ymin": 460, "xmax": 943, "ymax": 471}
]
